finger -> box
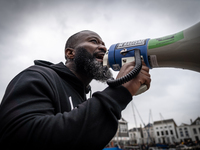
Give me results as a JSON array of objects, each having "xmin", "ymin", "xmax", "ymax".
[
  {"xmin": 124, "ymin": 61, "xmax": 149, "ymax": 73},
  {"xmin": 141, "ymin": 65, "xmax": 149, "ymax": 72},
  {"xmin": 137, "ymin": 70, "xmax": 151, "ymax": 89},
  {"xmin": 142, "ymin": 60, "xmax": 147, "ymax": 66},
  {"xmin": 124, "ymin": 61, "xmax": 135, "ymax": 67},
  {"xmin": 119, "ymin": 61, "xmax": 135, "ymax": 73},
  {"xmin": 138, "ymin": 77, "xmax": 151, "ymax": 90},
  {"xmin": 144, "ymin": 77, "xmax": 151, "ymax": 89},
  {"xmin": 117, "ymin": 65, "xmax": 134, "ymax": 79},
  {"xmin": 125, "ymin": 60, "xmax": 146, "ymax": 66},
  {"xmin": 140, "ymin": 70, "xmax": 151, "ymax": 77}
]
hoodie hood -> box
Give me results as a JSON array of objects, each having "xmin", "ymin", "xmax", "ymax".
[
  {"xmin": 34, "ymin": 60, "xmax": 90, "ymax": 99},
  {"xmin": 34, "ymin": 60, "xmax": 76, "ymax": 81}
]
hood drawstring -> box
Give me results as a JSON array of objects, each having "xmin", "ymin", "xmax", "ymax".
[{"xmin": 85, "ymin": 85, "xmax": 92, "ymax": 98}]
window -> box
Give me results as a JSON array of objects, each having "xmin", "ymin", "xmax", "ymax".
[
  {"xmin": 161, "ymin": 131, "xmax": 164, "ymax": 136},
  {"xmin": 193, "ymin": 128, "xmax": 197, "ymax": 134},
  {"xmin": 120, "ymin": 124, "xmax": 127, "ymax": 133},
  {"xmin": 166, "ymin": 130, "xmax": 169, "ymax": 135},
  {"xmin": 180, "ymin": 131, "xmax": 184, "ymax": 137},
  {"xmin": 185, "ymin": 131, "xmax": 189, "ymax": 137},
  {"xmin": 157, "ymin": 132, "xmax": 160, "ymax": 136},
  {"xmin": 170, "ymin": 130, "xmax": 174, "ymax": 135},
  {"xmin": 199, "ymin": 128, "xmax": 200, "ymax": 134}
]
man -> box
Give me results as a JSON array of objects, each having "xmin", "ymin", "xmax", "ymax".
[{"xmin": 0, "ymin": 30, "xmax": 151, "ymax": 149}]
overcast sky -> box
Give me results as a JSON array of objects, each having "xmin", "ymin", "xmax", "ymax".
[{"xmin": 0, "ymin": 0, "xmax": 200, "ymax": 129}]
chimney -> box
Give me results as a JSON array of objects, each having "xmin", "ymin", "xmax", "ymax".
[{"xmin": 190, "ymin": 119, "xmax": 193, "ymax": 124}]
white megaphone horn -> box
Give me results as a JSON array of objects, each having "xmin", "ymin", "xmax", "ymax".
[{"xmin": 103, "ymin": 22, "xmax": 200, "ymax": 94}]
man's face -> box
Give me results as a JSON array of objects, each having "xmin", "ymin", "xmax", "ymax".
[
  {"xmin": 74, "ymin": 31, "xmax": 107, "ymax": 63},
  {"xmin": 73, "ymin": 31, "xmax": 113, "ymax": 82}
]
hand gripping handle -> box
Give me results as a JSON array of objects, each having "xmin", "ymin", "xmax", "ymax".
[{"xmin": 107, "ymin": 49, "xmax": 147, "ymax": 95}]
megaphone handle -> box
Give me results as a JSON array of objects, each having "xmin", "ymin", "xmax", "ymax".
[
  {"xmin": 107, "ymin": 48, "xmax": 142, "ymax": 87},
  {"xmin": 135, "ymin": 84, "xmax": 148, "ymax": 96},
  {"xmin": 107, "ymin": 48, "xmax": 148, "ymax": 96}
]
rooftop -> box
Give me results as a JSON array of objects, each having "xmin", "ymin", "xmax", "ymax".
[{"xmin": 154, "ymin": 119, "xmax": 177, "ymax": 126}]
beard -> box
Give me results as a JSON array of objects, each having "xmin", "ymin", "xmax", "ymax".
[{"xmin": 74, "ymin": 47, "xmax": 113, "ymax": 83}]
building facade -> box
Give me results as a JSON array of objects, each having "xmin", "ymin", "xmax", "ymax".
[
  {"xmin": 129, "ymin": 127, "xmax": 142, "ymax": 145},
  {"xmin": 177, "ymin": 123, "xmax": 192, "ymax": 143},
  {"xmin": 153, "ymin": 119, "xmax": 179, "ymax": 144},
  {"xmin": 112, "ymin": 118, "xmax": 130, "ymax": 146},
  {"xmin": 129, "ymin": 124, "xmax": 155, "ymax": 145},
  {"xmin": 190, "ymin": 117, "xmax": 200, "ymax": 142},
  {"xmin": 113, "ymin": 117, "xmax": 200, "ymax": 147},
  {"xmin": 142, "ymin": 123, "xmax": 155, "ymax": 144},
  {"xmin": 177, "ymin": 117, "xmax": 200, "ymax": 143}
]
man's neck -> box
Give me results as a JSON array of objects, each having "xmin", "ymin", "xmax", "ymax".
[{"xmin": 65, "ymin": 62, "xmax": 92, "ymax": 86}]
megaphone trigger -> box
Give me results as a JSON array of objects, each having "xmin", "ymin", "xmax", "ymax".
[{"xmin": 121, "ymin": 56, "xmax": 144, "ymax": 66}]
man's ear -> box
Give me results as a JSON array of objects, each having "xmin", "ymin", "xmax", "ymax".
[{"xmin": 65, "ymin": 48, "xmax": 75, "ymax": 59}]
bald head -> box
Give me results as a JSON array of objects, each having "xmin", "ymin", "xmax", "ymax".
[{"xmin": 65, "ymin": 30, "xmax": 101, "ymax": 50}]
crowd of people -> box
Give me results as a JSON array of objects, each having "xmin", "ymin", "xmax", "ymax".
[{"xmin": 110, "ymin": 140, "xmax": 200, "ymax": 150}]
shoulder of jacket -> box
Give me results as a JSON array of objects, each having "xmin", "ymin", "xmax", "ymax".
[
  {"xmin": 22, "ymin": 65, "xmax": 60, "ymax": 83},
  {"xmin": 27, "ymin": 65, "xmax": 56, "ymax": 75}
]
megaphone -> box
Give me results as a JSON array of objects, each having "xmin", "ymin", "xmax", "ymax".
[{"xmin": 103, "ymin": 22, "xmax": 200, "ymax": 95}]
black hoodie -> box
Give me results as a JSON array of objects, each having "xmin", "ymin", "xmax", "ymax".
[{"xmin": 0, "ymin": 60, "xmax": 132, "ymax": 150}]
